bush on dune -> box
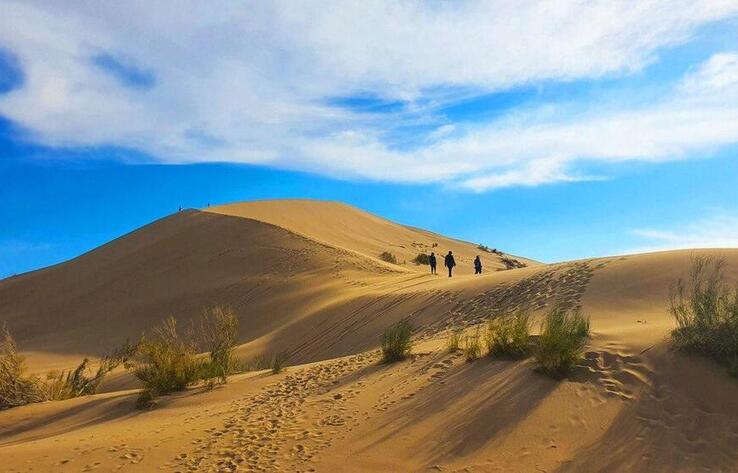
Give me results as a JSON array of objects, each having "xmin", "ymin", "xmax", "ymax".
[
  {"xmin": 669, "ymin": 256, "xmax": 738, "ymax": 376},
  {"xmin": 534, "ymin": 307, "xmax": 590, "ymax": 377},
  {"xmin": 46, "ymin": 340, "xmax": 137, "ymax": 400},
  {"xmin": 379, "ymin": 251, "xmax": 398, "ymax": 264},
  {"xmin": 129, "ymin": 317, "xmax": 200, "ymax": 408},
  {"xmin": 486, "ymin": 310, "xmax": 531, "ymax": 358},
  {"xmin": 0, "ymin": 326, "xmax": 45, "ymax": 409},
  {"xmin": 381, "ymin": 320, "xmax": 413, "ymax": 362},
  {"xmin": 198, "ymin": 306, "xmax": 239, "ymax": 385},
  {"xmin": 462, "ymin": 329, "xmax": 482, "ymax": 362},
  {"xmin": 270, "ymin": 351, "xmax": 290, "ymax": 374},
  {"xmin": 1, "ymin": 326, "xmax": 135, "ymax": 409},
  {"xmin": 413, "ymin": 253, "xmax": 430, "ymax": 265},
  {"xmin": 446, "ymin": 328, "xmax": 463, "ymax": 352}
]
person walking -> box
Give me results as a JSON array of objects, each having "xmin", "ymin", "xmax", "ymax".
[
  {"xmin": 429, "ymin": 252, "xmax": 437, "ymax": 275},
  {"xmin": 474, "ymin": 255, "xmax": 482, "ymax": 274},
  {"xmin": 444, "ymin": 251, "xmax": 456, "ymax": 277}
]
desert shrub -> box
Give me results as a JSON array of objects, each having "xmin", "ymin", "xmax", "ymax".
[
  {"xmin": 199, "ymin": 306, "xmax": 239, "ymax": 384},
  {"xmin": 46, "ymin": 340, "xmax": 137, "ymax": 400},
  {"xmin": 0, "ymin": 327, "xmax": 45, "ymax": 409},
  {"xmin": 478, "ymin": 244, "xmax": 491, "ymax": 252},
  {"xmin": 486, "ymin": 310, "xmax": 531, "ymax": 358},
  {"xmin": 413, "ymin": 253, "xmax": 430, "ymax": 265},
  {"xmin": 501, "ymin": 256, "xmax": 526, "ymax": 270},
  {"xmin": 669, "ymin": 256, "xmax": 738, "ymax": 375},
  {"xmin": 271, "ymin": 351, "xmax": 290, "ymax": 374},
  {"xmin": 462, "ymin": 329, "xmax": 482, "ymax": 362},
  {"xmin": 534, "ymin": 307, "xmax": 590, "ymax": 377},
  {"xmin": 446, "ymin": 328, "xmax": 463, "ymax": 352},
  {"xmin": 379, "ymin": 251, "xmax": 398, "ymax": 264},
  {"xmin": 1, "ymin": 327, "xmax": 134, "ymax": 409},
  {"xmin": 129, "ymin": 317, "xmax": 200, "ymax": 408},
  {"xmin": 381, "ymin": 320, "xmax": 413, "ymax": 362}
]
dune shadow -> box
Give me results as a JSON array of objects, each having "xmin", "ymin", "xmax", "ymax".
[
  {"xmin": 0, "ymin": 392, "xmax": 141, "ymax": 446},
  {"xmin": 554, "ymin": 351, "xmax": 738, "ymax": 473},
  {"xmin": 361, "ymin": 356, "xmax": 558, "ymax": 464}
]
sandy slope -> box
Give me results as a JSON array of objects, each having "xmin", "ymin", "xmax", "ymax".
[{"xmin": 1, "ymin": 200, "xmax": 738, "ymax": 472}]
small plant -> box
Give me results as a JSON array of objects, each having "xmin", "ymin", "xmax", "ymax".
[
  {"xmin": 271, "ymin": 351, "xmax": 290, "ymax": 374},
  {"xmin": 199, "ymin": 306, "xmax": 239, "ymax": 384},
  {"xmin": 379, "ymin": 251, "xmax": 398, "ymax": 264},
  {"xmin": 0, "ymin": 326, "xmax": 45, "ymax": 409},
  {"xmin": 501, "ymin": 256, "xmax": 526, "ymax": 270},
  {"xmin": 486, "ymin": 310, "xmax": 531, "ymax": 358},
  {"xmin": 381, "ymin": 320, "xmax": 413, "ymax": 362},
  {"xmin": 413, "ymin": 253, "xmax": 430, "ymax": 265},
  {"xmin": 477, "ymin": 244, "xmax": 491, "ymax": 252},
  {"xmin": 45, "ymin": 341, "xmax": 136, "ymax": 400},
  {"xmin": 129, "ymin": 317, "xmax": 200, "ymax": 408},
  {"xmin": 446, "ymin": 328, "xmax": 463, "ymax": 352},
  {"xmin": 462, "ymin": 329, "xmax": 482, "ymax": 362},
  {"xmin": 534, "ymin": 307, "xmax": 590, "ymax": 377},
  {"xmin": 669, "ymin": 256, "xmax": 738, "ymax": 376}
]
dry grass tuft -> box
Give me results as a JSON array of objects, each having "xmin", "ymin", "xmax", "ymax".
[{"xmin": 669, "ymin": 256, "xmax": 738, "ymax": 376}]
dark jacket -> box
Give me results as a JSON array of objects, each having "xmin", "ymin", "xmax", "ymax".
[
  {"xmin": 429, "ymin": 254, "xmax": 437, "ymax": 266},
  {"xmin": 444, "ymin": 253, "xmax": 456, "ymax": 268},
  {"xmin": 474, "ymin": 257, "xmax": 482, "ymax": 269}
]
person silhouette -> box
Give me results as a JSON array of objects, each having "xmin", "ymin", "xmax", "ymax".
[
  {"xmin": 444, "ymin": 251, "xmax": 456, "ymax": 277},
  {"xmin": 474, "ymin": 255, "xmax": 482, "ymax": 274},
  {"xmin": 429, "ymin": 252, "xmax": 437, "ymax": 275}
]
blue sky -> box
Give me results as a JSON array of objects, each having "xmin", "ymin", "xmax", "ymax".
[{"xmin": 2, "ymin": 2, "xmax": 738, "ymax": 277}]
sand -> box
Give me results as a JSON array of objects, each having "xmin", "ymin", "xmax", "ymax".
[{"xmin": 1, "ymin": 200, "xmax": 737, "ymax": 472}]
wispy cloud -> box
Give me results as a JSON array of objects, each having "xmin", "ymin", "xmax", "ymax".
[
  {"xmin": 1, "ymin": 1, "xmax": 738, "ymax": 190},
  {"xmin": 627, "ymin": 214, "xmax": 738, "ymax": 254}
]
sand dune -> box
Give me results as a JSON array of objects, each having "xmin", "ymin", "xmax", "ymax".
[{"xmin": 1, "ymin": 200, "xmax": 738, "ymax": 472}]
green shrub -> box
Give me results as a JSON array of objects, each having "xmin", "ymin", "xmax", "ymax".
[
  {"xmin": 199, "ymin": 306, "xmax": 239, "ymax": 384},
  {"xmin": 271, "ymin": 351, "xmax": 290, "ymax": 374},
  {"xmin": 381, "ymin": 320, "xmax": 413, "ymax": 362},
  {"xmin": 0, "ymin": 326, "xmax": 45, "ymax": 409},
  {"xmin": 446, "ymin": 328, "xmax": 463, "ymax": 352},
  {"xmin": 379, "ymin": 251, "xmax": 398, "ymax": 264},
  {"xmin": 462, "ymin": 329, "xmax": 482, "ymax": 362},
  {"xmin": 486, "ymin": 310, "xmax": 531, "ymax": 358},
  {"xmin": 534, "ymin": 307, "xmax": 590, "ymax": 377},
  {"xmin": 129, "ymin": 317, "xmax": 200, "ymax": 408},
  {"xmin": 669, "ymin": 256, "xmax": 738, "ymax": 375},
  {"xmin": 413, "ymin": 253, "xmax": 430, "ymax": 265}
]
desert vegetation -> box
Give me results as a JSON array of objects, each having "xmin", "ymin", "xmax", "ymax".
[
  {"xmin": 462, "ymin": 329, "xmax": 482, "ymax": 362},
  {"xmin": 378, "ymin": 251, "xmax": 398, "ymax": 264},
  {"xmin": 485, "ymin": 310, "xmax": 531, "ymax": 358},
  {"xmin": 413, "ymin": 253, "xmax": 430, "ymax": 265},
  {"xmin": 534, "ymin": 307, "xmax": 590, "ymax": 377},
  {"xmin": 669, "ymin": 256, "xmax": 738, "ymax": 376},
  {"xmin": 128, "ymin": 317, "xmax": 201, "ymax": 407},
  {"xmin": 198, "ymin": 306, "xmax": 239, "ymax": 385},
  {"xmin": 446, "ymin": 328, "xmax": 463, "ymax": 352},
  {"xmin": 1, "ymin": 326, "xmax": 135, "ymax": 410},
  {"xmin": 381, "ymin": 320, "xmax": 413, "ymax": 362}
]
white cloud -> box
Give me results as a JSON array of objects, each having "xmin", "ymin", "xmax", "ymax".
[
  {"xmin": 627, "ymin": 215, "xmax": 738, "ymax": 254},
  {"xmin": 1, "ymin": 1, "xmax": 738, "ymax": 189}
]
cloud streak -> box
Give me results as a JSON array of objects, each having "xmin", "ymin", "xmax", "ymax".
[
  {"xmin": 1, "ymin": 1, "xmax": 738, "ymax": 189},
  {"xmin": 628, "ymin": 215, "xmax": 738, "ymax": 254}
]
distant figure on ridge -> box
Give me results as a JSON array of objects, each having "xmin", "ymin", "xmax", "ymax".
[
  {"xmin": 444, "ymin": 251, "xmax": 456, "ymax": 277},
  {"xmin": 474, "ymin": 255, "xmax": 482, "ymax": 274},
  {"xmin": 429, "ymin": 252, "xmax": 437, "ymax": 275}
]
